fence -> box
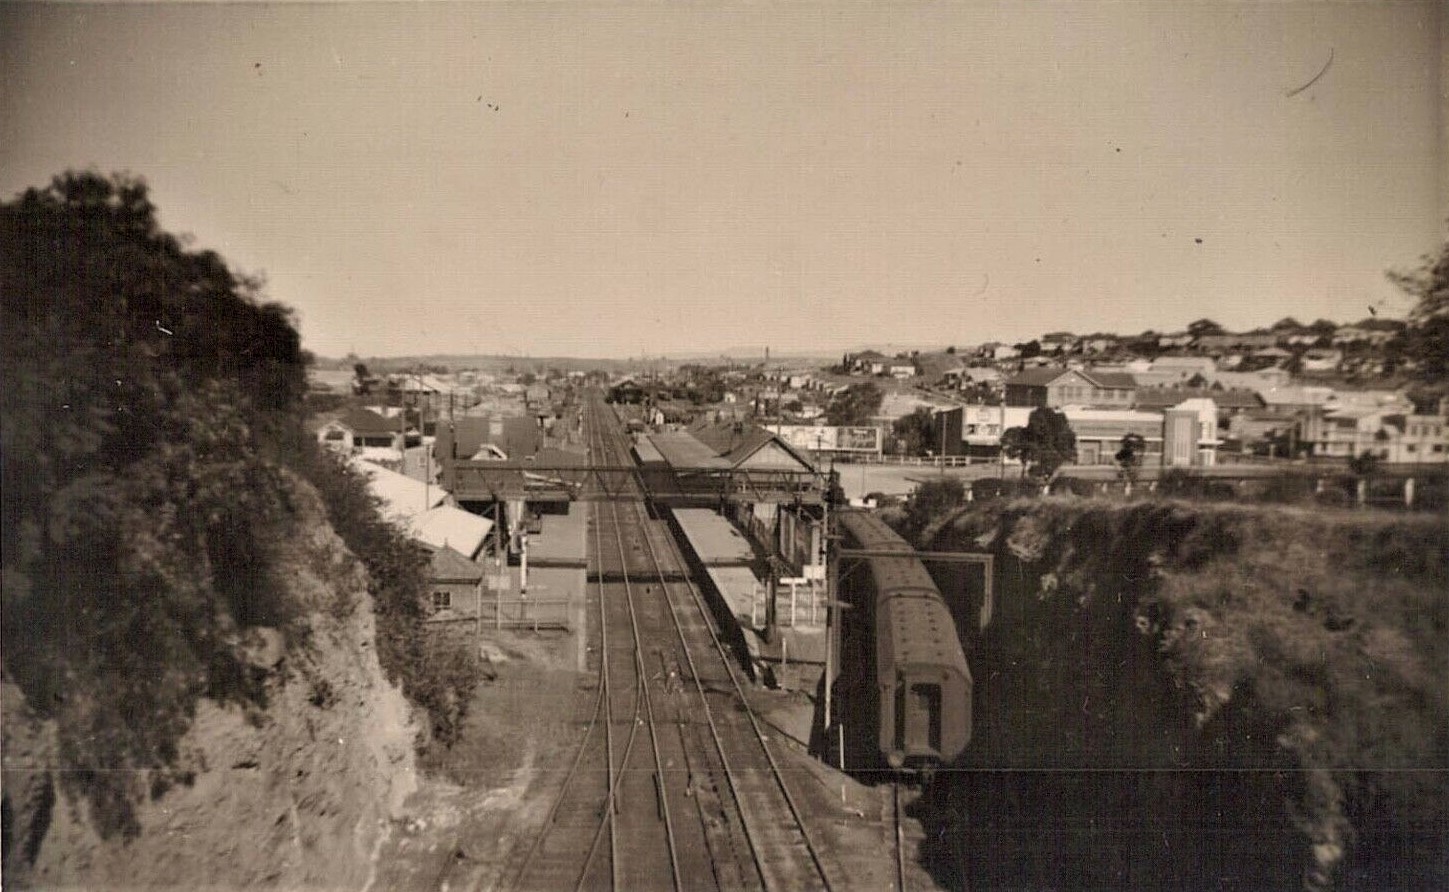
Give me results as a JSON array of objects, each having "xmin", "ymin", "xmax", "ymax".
[{"xmin": 959, "ymin": 470, "xmax": 1448, "ymax": 512}]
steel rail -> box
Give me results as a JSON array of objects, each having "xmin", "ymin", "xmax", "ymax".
[
  {"xmin": 630, "ymin": 455, "xmax": 834, "ymax": 890},
  {"xmin": 587, "ymin": 399, "xmax": 683, "ymax": 892},
  {"xmin": 894, "ymin": 784, "xmax": 908, "ymax": 892},
  {"xmin": 603, "ymin": 494, "xmax": 684, "ymax": 891},
  {"xmin": 505, "ymin": 399, "xmax": 626, "ymax": 892}
]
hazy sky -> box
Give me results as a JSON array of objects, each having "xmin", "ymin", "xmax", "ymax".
[{"xmin": 2, "ymin": 3, "xmax": 1443, "ymax": 359}]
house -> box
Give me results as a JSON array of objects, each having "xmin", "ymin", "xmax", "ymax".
[
  {"xmin": 1299, "ymin": 394, "xmax": 1438, "ymax": 462},
  {"xmin": 1196, "ymin": 332, "xmax": 1280, "ymax": 352},
  {"xmin": 423, "ymin": 545, "xmax": 484, "ymax": 622},
  {"xmin": 1332, "ymin": 326, "xmax": 1398, "ymax": 347},
  {"xmin": 991, "ymin": 343, "xmax": 1021, "ymax": 361},
  {"xmin": 887, "ymin": 361, "xmax": 918, "ymax": 379},
  {"xmin": 914, "ymin": 352, "xmax": 966, "ymax": 384},
  {"xmin": 848, "ymin": 350, "xmax": 889, "ymax": 375},
  {"xmin": 1003, "ymin": 367, "xmax": 1137, "ymax": 410},
  {"xmin": 1299, "ymin": 348, "xmax": 1344, "ymax": 373},
  {"xmin": 1040, "ymin": 332, "xmax": 1079, "ymax": 354},
  {"xmin": 1157, "ymin": 332, "xmax": 1195, "ymax": 348},
  {"xmin": 1080, "ymin": 335, "xmax": 1119, "ymax": 354},
  {"xmin": 316, "ymin": 406, "xmax": 402, "ymax": 454}
]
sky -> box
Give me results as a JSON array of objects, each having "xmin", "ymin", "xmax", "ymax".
[{"xmin": 2, "ymin": 2, "xmax": 1443, "ymax": 360}]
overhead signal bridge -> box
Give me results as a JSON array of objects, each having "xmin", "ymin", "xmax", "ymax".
[{"xmin": 441, "ymin": 461, "xmax": 826, "ymax": 507}]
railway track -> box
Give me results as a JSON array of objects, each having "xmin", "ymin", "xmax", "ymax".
[{"xmin": 505, "ymin": 393, "xmax": 835, "ymax": 891}]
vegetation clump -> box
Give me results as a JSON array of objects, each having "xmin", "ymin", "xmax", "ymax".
[
  {"xmin": 904, "ymin": 493, "xmax": 1446, "ymax": 889},
  {"xmin": 0, "ymin": 171, "xmax": 474, "ymax": 839}
]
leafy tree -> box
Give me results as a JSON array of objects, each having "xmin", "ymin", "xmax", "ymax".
[
  {"xmin": 1115, "ymin": 432, "xmax": 1147, "ymax": 489},
  {"xmin": 1308, "ymin": 318, "xmax": 1338, "ymax": 334},
  {"xmin": 1348, "ymin": 450, "xmax": 1381, "ymax": 477},
  {"xmin": 945, "ymin": 345, "xmax": 957, "ymax": 354},
  {"xmin": 1001, "ymin": 407, "xmax": 1077, "ymax": 480},
  {"xmin": 1389, "ymin": 239, "xmax": 1449, "ymax": 405},
  {"xmin": 903, "ymin": 477, "xmax": 967, "ymax": 537},
  {"xmin": 1, "ymin": 171, "xmax": 310, "ymax": 835},
  {"xmin": 892, "ymin": 407, "xmax": 938, "ymax": 456},
  {"xmin": 1187, "ymin": 318, "xmax": 1226, "ymax": 337},
  {"xmin": 1272, "ymin": 316, "xmax": 1303, "ymax": 331},
  {"xmin": 1016, "ymin": 339, "xmax": 1042, "ymax": 358},
  {"xmin": 825, "ymin": 381, "xmax": 883, "ymax": 426}
]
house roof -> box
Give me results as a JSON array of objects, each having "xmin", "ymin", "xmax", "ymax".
[
  {"xmin": 351, "ymin": 458, "xmax": 450, "ymax": 522},
  {"xmin": 428, "ymin": 545, "xmax": 483, "ymax": 582},
  {"xmin": 1081, "ymin": 370, "xmax": 1138, "ymax": 389},
  {"xmin": 441, "ymin": 415, "xmax": 543, "ymax": 462},
  {"xmin": 335, "ymin": 406, "xmax": 401, "ymax": 437},
  {"xmin": 1004, "ymin": 367, "xmax": 1071, "ymax": 387},
  {"xmin": 408, "ymin": 505, "xmax": 492, "ymax": 559},
  {"xmin": 1003, "ymin": 367, "xmax": 1136, "ymax": 390},
  {"xmin": 1135, "ymin": 388, "xmax": 1264, "ymax": 411}
]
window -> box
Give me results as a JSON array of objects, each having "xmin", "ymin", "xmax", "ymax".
[
  {"xmin": 1433, "ymin": 444, "xmax": 1444, "ymax": 454},
  {"xmin": 432, "ymin": 591, "xmax": 451, "ymax": 609}
]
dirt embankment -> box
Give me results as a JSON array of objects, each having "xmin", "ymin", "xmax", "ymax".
[
  {"xmin": 2, "ymin": 484, "xmax": 418, "ymax": 890},
  {"xmin": 914, "ymin": 499, "xmax": 1447, "ymax": 891}
]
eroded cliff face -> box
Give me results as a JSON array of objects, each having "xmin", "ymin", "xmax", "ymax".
[
  {"xmin": 914, "ymin": 499, "xmax": 1447, "ymax": 891},
  {"xmin": 2, "ymin": 485, "xmax": 418, "ymax": 890}
]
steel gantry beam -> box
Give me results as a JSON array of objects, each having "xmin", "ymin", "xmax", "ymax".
[{"xmin": 441, "ymin": 462, "xmax": 825, "ymax": 505}]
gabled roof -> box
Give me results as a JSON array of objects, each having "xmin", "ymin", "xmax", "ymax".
[
  {"xmin": 333, "ymin": 406, "xmax": 400, "ymax": 437},
  {"xmin": 409, "ymin": 505, "xmax": 492, "ymax": 559},
  {"xmin": 429, "ymin": 545, "xmax": 483, "ymax": 582},
  {"xmin": 1079, "ymin": 370, "xmax": 1138, "ymax": 389},
  {"xmin": 1004, "ymin": 367, "xmax": 1072, "ymax": 387}
]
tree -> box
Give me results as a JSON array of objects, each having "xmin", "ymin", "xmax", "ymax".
[
  {"xmin": 1272, "ymin": 316, "xmax": 1303, "ymax": 331},
  {"xmin": 1001, "ymin": 407, "xmax": 1077, "ymax": 481},
  {"xmin": 825, "ymin": 381, "xmax": 883, "ymax": 426},
  {"xmin": 892, "ymin": 407, "xmax": 938, "ymax": 456},
  {"xmin": 1389, "ymin": 239, "xmax": 1449, "ymax": 406},
  {"xmin": 1, "ymin": 171, "xmax": 311, "ymax": 835},
  {"xmin": 903, "ymin": 477, "xmax": 967, "ymax": 537},
  {"xmin": 945, "ymin": 345, "xmax": 957, "ymax": 355},
  {"xmin": 1187, "ymin": 318, "xmax": 1226, "ymax": 337},
  {"xmin": 1115, "ymin": 432, "xmax": 1147, "ymax": 490},
  {"xmin": 1016, "ymin": 339, "xmax": 1042, "ymax": 358}
]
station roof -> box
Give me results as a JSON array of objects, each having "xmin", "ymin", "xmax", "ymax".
[
  {"xmin": 674, "ymin": 508, "xmax": 755, "ymax": 566},
  {"xmin": 649, "ymin": 431, "xmax": 731, "ymax": 469}
]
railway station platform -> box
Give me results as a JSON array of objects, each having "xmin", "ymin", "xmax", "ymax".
[{"xmin": 674, "ymin": 509, "xmax": 830, "ymax": 698}]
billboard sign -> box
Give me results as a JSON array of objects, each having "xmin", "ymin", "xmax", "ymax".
[{"xmin": 776, "ymin": 425, "xmax": 882, "ymax": 455}]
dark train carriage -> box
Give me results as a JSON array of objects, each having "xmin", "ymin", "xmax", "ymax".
[
  {"xmin": 875, "ymin": 586, "xmax": 972, "ymax": 768},
  {"xmin": 837, "ymin": 510, "xmax": 973, "ymax": 771}
]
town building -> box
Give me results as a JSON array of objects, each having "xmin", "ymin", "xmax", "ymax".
[{"xmin": 1003, "ymin": 367, "xmax": 1137, "ymax": 410}]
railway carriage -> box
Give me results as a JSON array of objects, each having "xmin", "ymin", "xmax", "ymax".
[{"xmin": 837, "ymin": 510, "xmax": 972, "ymax": 772}]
